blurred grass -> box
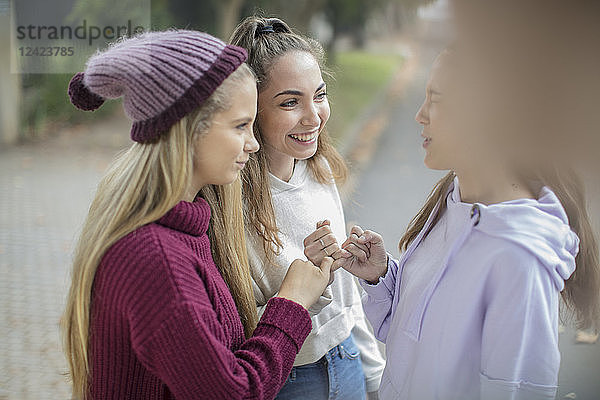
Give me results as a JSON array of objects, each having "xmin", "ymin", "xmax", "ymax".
[
  {"xmin": 21, "ymin": 73, "xmax": 119, "ymax": 140},
  {"xmin": 327, "ymin": 50, "xmax": 403, "ymax": 144}
]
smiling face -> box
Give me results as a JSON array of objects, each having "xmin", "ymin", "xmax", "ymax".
[
  {"xmin": 192, "ymin": 75, "xmax": 259, "ymax": 188},
  {"xmin": 256, "ymin": 50, "xmax": 330, "ymax": 179}
]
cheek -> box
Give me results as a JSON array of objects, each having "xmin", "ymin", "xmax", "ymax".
[
  {"xmin": 260, "ymin": 110, "xmax": 297, "ymax": 142},
  {"xmin": 319, "ymin": 102, "xmax": 331, "ymax": 126},
  {"xmin": 222, "ymin": 133, "xmax": 245, "ymax": 159},
  {"xmin": 194, "ymin": 132, "xmax": 240, "ymax": 171}
]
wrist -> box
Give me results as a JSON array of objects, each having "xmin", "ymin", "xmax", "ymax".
[
  {"xmin": 275, "ymin": 294, "xmax": 307, "ymax": 310},
  {"xmin": 366, "ymin": 255, "xmax": 389, "ymax": 285}
]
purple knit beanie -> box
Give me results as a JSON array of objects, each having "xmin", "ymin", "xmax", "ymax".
[{"xmin": 68, "ymin": 30, "xmax": 248, "ymax": 143}]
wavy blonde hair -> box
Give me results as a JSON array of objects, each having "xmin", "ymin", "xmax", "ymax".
[
  {"xmin": 230, "ymin": 16, "xmax": 348, "ymax": 260},
  {"xmin": 62, "ymin": 64, "xmax": 258, "ymax": 399}
]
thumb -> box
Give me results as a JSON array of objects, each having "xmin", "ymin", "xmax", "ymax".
[
  {"xmin": 320, "ymin": 256, "xmax": 334, "ymax": 276},
  {"xmin": 316, "ymin": 219, "xmax": 331, "ymax": 229},
  {"xmin": 331, "ymin": 257, "xmax": 346, "ymax": 272}
]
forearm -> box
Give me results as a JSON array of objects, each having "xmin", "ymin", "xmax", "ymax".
[{"xmin": 137, "ymin": 298, "xmax": 312, "ymax": 400}]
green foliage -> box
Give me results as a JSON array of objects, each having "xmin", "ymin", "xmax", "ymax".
[
  {"xmin": 20, "ymin": 73, "xmax": 117, "ymax": 139},
  {"xmin": 327, "ymin": 50, "xmax": 403, "ymax": 141}
]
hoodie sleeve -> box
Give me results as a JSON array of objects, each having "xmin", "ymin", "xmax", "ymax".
[
  {"xmin": 479, "ymin": 248, "xmax": 561, "ymax": 400},
  {"xmin": 359, "ymin": 255, "xmax": 400, "ymax": 343}
]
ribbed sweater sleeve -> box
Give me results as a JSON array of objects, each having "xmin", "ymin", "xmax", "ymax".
[{"xmin": 135, "ymin": 296, "xmax": 311, "ymax": 400}]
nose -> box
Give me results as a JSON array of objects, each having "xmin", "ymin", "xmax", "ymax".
[
  {"xmin": 301, "ymin": 103, "xmax": 321, "ymax": 128},
  {"xmin": 244, "ymin": 131, "xmax": 260, "ymax": 153},
  {"xmin": 415, "ymin": 101, "xmax": 429, "ymax": 125}
]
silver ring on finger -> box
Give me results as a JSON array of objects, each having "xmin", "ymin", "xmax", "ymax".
[
  {"xmin": 319, "ymin": 238, "xmax": 326, "ymax": 248},
  {"xmin": 323, "ymin": 247, "xmax": 330, "ymax": 256}
]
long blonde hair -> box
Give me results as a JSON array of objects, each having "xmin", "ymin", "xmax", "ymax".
[
  {"xmin": 230, "ymin": 16, "xmax": 348, "ymax": 259},
  {"xmin": 62, "ymin": 64, "xmax": 258, "ymax": 399}
]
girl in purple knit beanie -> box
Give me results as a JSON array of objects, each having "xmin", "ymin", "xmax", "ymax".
[{"xmin": 63, "ymin": 30, "xmax": 334, "ymax": 400}]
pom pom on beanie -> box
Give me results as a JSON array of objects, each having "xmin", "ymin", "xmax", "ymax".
[{"xmin": 67, "ymin": 72, "xmax": 105, "ymax": 111}]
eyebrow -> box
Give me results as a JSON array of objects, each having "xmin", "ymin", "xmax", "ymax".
[
  {"xmin": 233, "ymin": 116, "xmax": 253, "ymax": 123},
  {"xmin": 273, "ymin": 82, "xmax": 326, "ymax": 99}
]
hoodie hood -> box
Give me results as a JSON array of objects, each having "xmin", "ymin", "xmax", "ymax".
[
  {"xmin": 393, "ymin": 177, "xmax": 579, "ymax": 342},
  {"xmin": 448, "ymin": 177, "xmax": 579, "ymax": 291}
]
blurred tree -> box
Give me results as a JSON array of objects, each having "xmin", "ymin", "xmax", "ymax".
[
  {"xmin": 245, "ymin": 0, "xmax": 327, "ymax": 34},
  {"xmin": 387, "ymin": 0, "xmax": 437, "ymax": 31},
  {"xmin": 324, "ymin": 0, "xmax": 376, "ymax": 51},
  {"xmin": 323, "ymin": 0, "xmax": 436, "ymax": 52},
  {"xmin": 218, "ymin": 0, "xmax": 245, "ymax": 39},
  {"xmin": 166, "ymin": 0, "xmax": 245, "ymax": 39}
]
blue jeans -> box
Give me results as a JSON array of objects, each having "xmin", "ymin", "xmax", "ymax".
[{"xmin": 275, "ymin": 334, "xmax": 367, "ymax": 400}]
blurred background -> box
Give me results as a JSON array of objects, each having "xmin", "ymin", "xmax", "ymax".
[{"xmin": 1, "ymin": 0, "xmax": 598, "ymax": 399}]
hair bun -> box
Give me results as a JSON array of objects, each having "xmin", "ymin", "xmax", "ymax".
[
  {"xmin": 270, "ymin": 20, "xmax": 290, "ymax": 34},
  {"xmin": 68, "ymin": 72, "xmax": 105, "ymax": 111},
  {"xmin": 254, "ymin": 18, "xmax": 291, "ymax": 38}
]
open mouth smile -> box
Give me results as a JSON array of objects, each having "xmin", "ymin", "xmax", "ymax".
[{"xmin": 289, "ymin": 131, "xmax": 318, "ymax": 144}]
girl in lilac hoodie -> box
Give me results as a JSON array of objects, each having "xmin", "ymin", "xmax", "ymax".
[{"xmin": 335, "ymin": 49, "xmax": 600, "ymax": 400}]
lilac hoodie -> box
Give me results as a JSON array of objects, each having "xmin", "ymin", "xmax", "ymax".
[{"xmin": 360, "ymin": 178, "xmax": 579, "ymax": 400}]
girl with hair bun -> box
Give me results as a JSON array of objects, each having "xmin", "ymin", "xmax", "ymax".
[
  {"xmin": 230, "ymin": 16, "xmax": 385, "ymax": 400},
  {"xmin": 62, "ymin": 30, "xmax": 334, "ymax": 400}
]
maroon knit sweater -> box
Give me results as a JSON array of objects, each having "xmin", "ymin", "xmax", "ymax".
[{"xmin": 89, "ymin": 198, "xmax": 312, "ymax": 399}]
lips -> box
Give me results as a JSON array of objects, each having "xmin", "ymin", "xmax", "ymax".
[
  {"xmin": 289, "ymin": 130, "xmax": 318, "ymax": 143},
  {"xmin": 422, "ymin": 135, "xmax": 432, "ymax": 148}
]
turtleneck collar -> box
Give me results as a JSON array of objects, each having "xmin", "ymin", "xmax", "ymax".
[{"xmin": 156, "ymin": 196, "xmax": 211, "ymax": 236}]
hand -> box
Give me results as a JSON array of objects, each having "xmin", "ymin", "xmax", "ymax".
[
  {"xmin": 303, "ymin": 220, "xmax": 348, "ymax": 267},
  {"xmin": 333, "ymin": 225, "xmax": 388, "ymax": 284},
  {"xmin": 278, "ymin": 257, "xmax": 334, "ymax": 310}
]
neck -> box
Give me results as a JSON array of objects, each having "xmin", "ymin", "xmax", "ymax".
[
  {"xmin": 183, "ymin": 181, "xmax": 204, "ymax": 203},
  {"xmin": 455, "ymin": 166, "xmax": 535, "ymax": 205},
  {"xmin": 265, "ymin": 145, "xmax": 295, "ymax": 182}
]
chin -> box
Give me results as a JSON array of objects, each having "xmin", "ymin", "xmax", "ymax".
[
  {"xmin": 216, "ymin": 172, "xmax": 240, "ymax": 186},
  {"xmin": 291, "ymin": 146, "xmax": 318, "ymax": 161},
  {"xmin": 423, "ymin": 155, "xmax": 448, "ymax": 171}
]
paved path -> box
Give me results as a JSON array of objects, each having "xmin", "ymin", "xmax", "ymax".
[{"xmin": 0, "ymin": 117, "xmax": 131, "ymax": 399}]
